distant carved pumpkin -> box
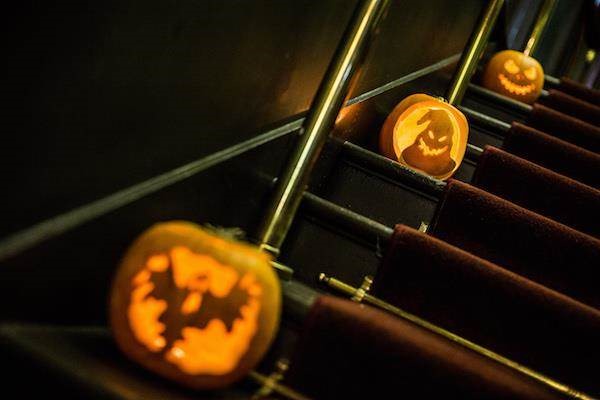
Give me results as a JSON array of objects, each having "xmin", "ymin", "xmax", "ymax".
[
  {"xmin": 110, "ymin": 221, "xmax": 281, "ymax": 390},
  {"xmin": 481, "ymin": 50, "xmax": 544, "ymax": 104},
  {"xmin": 379, "ymin": 94, "xmax": 468, "ymax": 180}
]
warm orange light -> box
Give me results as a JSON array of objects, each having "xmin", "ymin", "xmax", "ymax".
[
  {"xmin": 128, "ymin": 246, "xmax": 260, "ymax": 376},
  {"xmin": 110, "ymin": 221, "xmax": 281, "ymax": 390},
  {"xmin": 481, "ymin": 50, "xmax": 544, "ymax": 104},
  {"xmin": 379, "ymin": 94, "xmax": 468, "ymax": 180}
]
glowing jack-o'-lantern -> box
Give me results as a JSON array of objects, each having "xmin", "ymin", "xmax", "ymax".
[
  {"xmin": 482, "ymin": 50, "xmax": 545, "ymax": 104},
  {"xmin": 379, "ymin": 94, "xmax": 468, "ymax": 180},
  {"xmin": 109, "ymin": 221, "xmax": 281, "ymax": 390}
]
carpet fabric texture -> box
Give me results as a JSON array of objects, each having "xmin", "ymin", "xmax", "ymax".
[
  {"xmin": 538, "ymin": 89, "xmax": 600, "ymax": 126},
  {"xmin": 525, "ymin": 104, "xmax": 600, "ymax": 152},
  {"xmin": 472, "ymin": 146, "xmax": 600, "ymax": 237},
  {"xmin": 502, "ymin": 122, "xmax": 600, "ymax": 188},
  {"xmin": 558, "ymin": 77, "xmax": 600, "ymax": 106},
  {"xmin": 374, "ymin": 225, "xmax": 600, "ymax": 395},
  {"xmin": 285, "ymin": 295, "xmax": 565, "ymax": 399},
  {"xmin": 430, "ymin": 180, "xmax": 600, "ymax": 310}
]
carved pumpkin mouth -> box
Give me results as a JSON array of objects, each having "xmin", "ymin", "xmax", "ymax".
[
  {"xmin": 498, "ymin": 73, "xmax": 535, "ymax": 95},
  {"xmin": 128, "ymin": 246, "xmax": 262, "ymax": 376},
  {"xmin": 417, "ymin": 137, "xmax": 448, "ymax": 156}
]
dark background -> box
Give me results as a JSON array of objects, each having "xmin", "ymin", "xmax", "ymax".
[
  {"xmin": 0, "ymin": 0, "xmax": 590, "ymax": 325},
  {"xmin": 0, "ymin": 0, "xmax": 593, "ymax": 397}
]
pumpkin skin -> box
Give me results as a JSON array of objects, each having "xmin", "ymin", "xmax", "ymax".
[
  {"xmin": 482, "ymin": 50, "xmax": 545, "ymax": 104},
  {"xmin": 379, "ymin": 94, "xmax": 468, "ymax": 180},
  {"xmin": 109, "ymin": 221, "xmax": 281, "ymax": 390}
]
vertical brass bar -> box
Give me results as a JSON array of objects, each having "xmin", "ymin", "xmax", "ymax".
[
  {"xmin": 257, "ymin": 0, "xmax": 389, "ymax": 255},
  {"xmin": 445, "ymin": 0, "xmax": 505, "ymax": 105},
  {"xmin": 523, "ymin": 0, "xmax": 557, "ymax": 56}
]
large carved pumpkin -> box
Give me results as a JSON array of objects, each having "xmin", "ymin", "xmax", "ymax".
[
  {"xmin": 379, "ymin": 94, "xmax": 468, "ymax": 180},
  {"xmin": 109, "ymin": 221, "xmax": 281, "ymax": 390},
  {"xmin": 481, "ymin": 50, "xmax": 545, "ymax": 104}
]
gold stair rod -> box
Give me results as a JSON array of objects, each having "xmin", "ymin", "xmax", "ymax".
[
  {"xmin": 319, "ymin": 273, "xmax": 594, "ymax": 400},
  {"xmin": 446, "ymin": 0, "xmax": 505, "ymax": 105},
  {"xmin": 249, "ymin": 369, "xmax": 312, "ymax": 400},
  {"xmin": 257, "ymin": 0, "xmax": 389, "ymax": 256},
  {"xmin": 523, "ymin": 0, "xmax": 557, "ymax": 56}
]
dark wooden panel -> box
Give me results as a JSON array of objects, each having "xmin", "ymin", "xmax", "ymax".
[
  {"xmin": 2, "ymin": 0, "xmax": 484, "ymax": 238},
  {"xmin": 0, "ymin": 0, "xmax": 535, "ymax": 327},
  {"xmin": 2, "ymin": 0, "xmax": 355, "ymax": 236}
]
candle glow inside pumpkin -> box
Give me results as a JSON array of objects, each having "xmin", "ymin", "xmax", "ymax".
[
  {"xmin": 481, "ymin": 50, "xmax": 545, "ymax": 104},
  {"xmin": 379, "ymin": 94, "xmax": 468, "ymax": 180},
  {"xmin": 110, "ymin": 221, "xmax": 281, "ymax": 390}
]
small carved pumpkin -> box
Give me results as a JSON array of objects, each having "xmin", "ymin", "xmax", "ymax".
[
  {"xmin": 109, "ymin": 221, "xmax": 281, "ymax": 390},
  {"xmin": 379, "ymin": 94, "xmax": 468, "ymax": 180},
  {"xmin": 481, "ymin": 50, "xmax": 545, "ymax": 104}
]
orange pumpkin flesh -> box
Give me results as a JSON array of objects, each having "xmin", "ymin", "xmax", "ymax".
[
  {"xmin": 481, "ymin": 50, "xmax": 545, "ymax": 104},
  {"xmin": 379, "ymin": 94, "xmax": 468, "ymax": 180},
  {"xmin": 110, "ymin": 221, "xmax": 281, "ymax": 390}
]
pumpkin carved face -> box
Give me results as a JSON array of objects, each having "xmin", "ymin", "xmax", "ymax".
[
  {"xmin": 481, "ymin": 50, "xmax": 544, "ymax": 104},
  {"xmin": 110, "ymin": 221, "xmax": 281, "ymax": 390},
  {"xmin": 379, "ymin": 94, "xmax": 468, "ymax": 180}
]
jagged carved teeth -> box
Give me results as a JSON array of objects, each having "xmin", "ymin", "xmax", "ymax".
[
  {"xmin": 418, "ymin": 137, "xmax": 448, "ymax": 156},
  {"xmin": 128, "ymin": 248, "xmax": 264, "ymax": 376},
  {"xmin": 498, "ymin": 73, "xmax": 535, "ymax": 95},
  {"xmin": 164, "ymin": 270, "xmax": 263, "ymax": 375}
]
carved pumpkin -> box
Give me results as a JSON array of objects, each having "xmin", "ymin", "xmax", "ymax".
[
  {"xmin": 481, "ymin": 50, "xmax": 544, "ymax": 104},
  {"xmin": 379, "ymin": 94, "xmax": 468, "ymax": 180},
  {"xmin": 109, "ymin": 221, "xmax": 281, "ymax": 390}
]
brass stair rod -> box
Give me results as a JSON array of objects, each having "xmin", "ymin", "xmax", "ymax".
[
  {"xmin": 248, "ymin": 370, "xmax": 312, "ymax": 400},
  {"xmin": 270, "ymin": 193, "xmax": 591, "ymax": 399},
  {"xmin": 275, "ymin": 193, "xmax": 591, "ymax": 397},
  {"xmin": 257, "ymin": 0, "xmax": 389, "ymax": 256},
  {"xmin": 523, "ymin": 0, "xmax": 557, "ymax": 56},
  {"xmin": 319, "ymin": 274, "xmax": 594, "ymax": 400},
  {"xmin": 446, "ymin": 0, "xmax": 505, "ymax": 105}
]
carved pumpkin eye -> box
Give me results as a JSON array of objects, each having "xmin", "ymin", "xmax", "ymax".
[
  {"xmin": 524, "ymin": 67, "xmax": 537, "ymax": 80},
  {"xmin": 438, "ymin": 136, "xmax": 447, "ymax": 142},
  {"xmin": 503, "ymin": 59, "xmax": 520, "ymax": 74},
  {"xmin": 428, "ymin": 130, "xmax": 434, "ymax": 139}
]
